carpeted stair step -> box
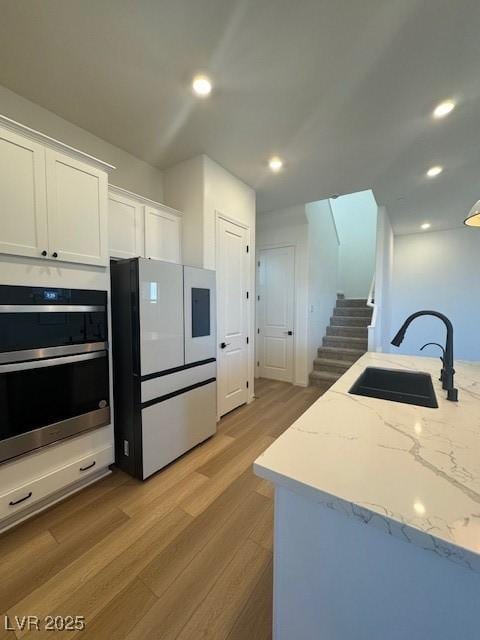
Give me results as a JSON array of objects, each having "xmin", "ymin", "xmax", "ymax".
[
  {"xmin": 313, "ymin": 358, "xmax": 352, "ymax": 375},
  {"xmin": 333, "ymin": 306, "xmax": 372, "ymax": 318},
  {"xmin": 326, "ymin": 325, "xmax": 368, "ymax": 338},
  {"xmin": 317, "ymin": 346, "xmax": 365, "ymax": 362},
  {"xmin": 330, "ymin": 315, "xmax": 371, "ymax": 327},
  {"xmin": 323, "ymin": 335, "xmax": 368, "ymax": 350},
  {"xmin": 336, "ymin": 298, "xmax": 369, "ymax": 308},
  {"xmin": 309, "ymin": 370, "xmax": 342, "ymax": 388}
]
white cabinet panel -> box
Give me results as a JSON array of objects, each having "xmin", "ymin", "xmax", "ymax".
[
  {"xmin": 46, "ymin": 149, "xmax": 108, "ymax": 266},
  {"xmin": 145, "ymin": 205, "xmax": 181, "ymax": 264},
  {"xmin": 0, "ymin": 127, "xmax": 48, "ymax": 259},
  {"xmin": 108, "ymin": 191, "xmax": 144, "ymax": 259}
]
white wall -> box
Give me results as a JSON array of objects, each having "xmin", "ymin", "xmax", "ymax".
[
  {"xmin": 0, "ymin": 84, "xmax": 164, "ymax": 201},
  {"xmin": 389, "ymin": 227, "xmax": 480, "ymax": 361},
  {"xmin": 330, "ymin": 190, "xmax": 377, "ymax": 299},
  {"xmin": 257, "ymin": 206, "xmax": 309, "ymax": 386},
  {"xmin": 305, "ymin": 200, "xmax": 340, "ymax": 373},
  {"xmin": 203, "ymin": 155, "xmax": 256, "ymax": 271},
  {"xmin": 164, "ymin": 154, "xmax": 257, "ymax": 402},
  {"xmin": 163, "ymin": 155, "xmax": 204, "ymax": 268},
  {"xmin": 163, "ymin": 154, "xmax": 256, "ymax": 272},
  {"xmin": 370, "ymin": 206, "xmax": 394, "ymax": 352}
]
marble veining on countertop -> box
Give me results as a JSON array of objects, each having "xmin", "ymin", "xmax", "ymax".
[{"xmin": 254, "ymin": 352, "xmax": 480, "ymax": 572}]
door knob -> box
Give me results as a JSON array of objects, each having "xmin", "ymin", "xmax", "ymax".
[
  {"xmin": 52, "ymin": 252, "xmax": 58, "ymax": 258},
  {"xmin": 220, "ymin": 342, "xmax": 231, "ymax": 349},
  {"xmin": 41, "ymin": 250, "xmax": 47, "ymax": 256},
  {"xmin": 284, "ymin": 330, "xmax": 293, "ymax": 336}
]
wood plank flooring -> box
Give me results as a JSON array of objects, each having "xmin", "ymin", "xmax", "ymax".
[{"xmin": 0, "ymin": 379, "xmax": 324, "ymax": 640}]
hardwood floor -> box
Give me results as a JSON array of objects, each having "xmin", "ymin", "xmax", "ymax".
[{"xmin": 0, "ymin": 379, "xmax": 324, "ymax": 640}]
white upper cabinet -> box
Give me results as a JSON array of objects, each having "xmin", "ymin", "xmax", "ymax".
[
  {"xmin": 0, "ymin": 115, "xmax": 114, "ymax": 267},
  {"xmin": 108, "ymin": 189, "xmax": 144, "ymax": 259},
  {"xmin": 108, "ymin": 186, "xmax": 182, "ymax": 264},
  {"xmin": 0, "ymin": 127, "xmax": 48, "ymax": 259},
  {"xmin": 46, "ymin": 149, "xmax": 109, "ymax": 266},
  {"xmin": 145, "ymin": 205, "xmax": 182, "ymax": 263}
]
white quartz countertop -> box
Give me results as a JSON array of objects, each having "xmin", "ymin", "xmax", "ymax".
[{"xmin": 254, "ymin": 352, "xmax": 480, "ymax": 572}]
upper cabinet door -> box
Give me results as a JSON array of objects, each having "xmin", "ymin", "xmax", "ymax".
[
  {"xmin": 108, "ymin": 191, "xmax": 144, "ymax": 259},
  {"xmin": 45, "ymin": 149, "xmax": 108, "ymax": 266},
  {"xmin": 0, "ymin": 127, "xmax": 48, "ymax": 259},
  {"xmin": 144, "ymin": 205, "xmax": 182, "ymax": 264}
]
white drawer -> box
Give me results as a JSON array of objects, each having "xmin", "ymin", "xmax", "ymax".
[
  {"xmin": 0, "ymin": 424, "xmax": 113, "ymax": 492},
  {"xmin": 0, "ymin": 444, "xmax": 113, "ymax": 519},
  {"xmin": 142, "ymin": 381, "xmax": 216, "ymax": 479},
  {"xmin": 141, "ymin": 361, "xmax": 216, "ymax": 403}
]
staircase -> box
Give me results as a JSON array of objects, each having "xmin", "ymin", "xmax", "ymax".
[{"xmin": 309, "ymin": 296, "xmax": 372, "ymax": 388}]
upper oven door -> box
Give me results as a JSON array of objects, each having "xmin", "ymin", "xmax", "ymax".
[{"xmin": 0, "ymin": 289, "xmax": 107, "ymax": 363}]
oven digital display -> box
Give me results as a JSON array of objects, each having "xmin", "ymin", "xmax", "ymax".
[{"xmin": 43, "ymin": 290, "xmax": 59, "ymax": 301}]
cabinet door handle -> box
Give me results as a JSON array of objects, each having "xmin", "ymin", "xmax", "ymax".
[
  {"xmin": 9, "ymin": 491, "xmax": 33, "ymax": 506},
  {"xmin": 41, "ymin": 250, "xmax": 47, "ymax": 257},
  {"xmin": 52, "ymin": 252, "xmax": 58, "ymax": 258},
  {"xmin": 79, "ymin": 460, "xmax": 96, "ymax": 472}
]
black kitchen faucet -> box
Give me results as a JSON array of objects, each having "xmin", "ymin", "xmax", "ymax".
[{"xmin": 391, "ymin": 310, "xmax": 458, "ymax": 402}]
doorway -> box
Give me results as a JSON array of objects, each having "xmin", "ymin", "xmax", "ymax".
[
  {"xmin": 257, "ymin": 245, "xmax": 295, "ymax": 382},
  {"xmin": 216, "ymin": 215, "xmax": 250, "ymax": 417}
]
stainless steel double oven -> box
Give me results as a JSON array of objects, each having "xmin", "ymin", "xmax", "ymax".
[{"xmin": 0, "ymin": 285, "xmax": 110, "ymax": 464}]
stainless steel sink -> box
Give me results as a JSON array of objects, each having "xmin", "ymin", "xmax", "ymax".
[{"xmin": 349, "ymin": 367, "xmax": 438, "ymax": 408}]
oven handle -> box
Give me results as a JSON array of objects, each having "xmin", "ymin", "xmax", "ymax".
[
  {"xmin": 0, "ymin": 305, "xmax": 104, "ymax": 313},
  {"xmin": 0, "ymin": 342, "xmax": 108, "ymax": 365},
  {"xmin": 0, "ymin": 351, "xmax": 106, "ymax": 373}
]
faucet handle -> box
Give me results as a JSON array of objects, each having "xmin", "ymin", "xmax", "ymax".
[
  {"xmin": 420, "ymin": 342, "xmax": 446, "ymax": 383},
  {"xmin": 420, "ymin": 342, "xmax": 445, "ymax": 360}
]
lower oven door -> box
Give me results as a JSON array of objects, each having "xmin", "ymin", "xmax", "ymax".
[{"xmin": 0, "ymin": 351, "xmax": 110, "ymax": 463}]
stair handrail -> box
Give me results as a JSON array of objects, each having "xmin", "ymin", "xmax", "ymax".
[{"xmin": 366, "ymin": 275, "xmax": 377, "ymax": 330}]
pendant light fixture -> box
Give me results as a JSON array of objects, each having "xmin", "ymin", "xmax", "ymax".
[{"xmin": 464, "ymin": 200, "xmax": 480, "ymax": 227}]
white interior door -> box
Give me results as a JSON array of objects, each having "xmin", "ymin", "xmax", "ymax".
[
  {"xmin": 258, "ymin": 246, "xmax": 295, "ymax": 382},
  {"xmin": 216, "ymin": 216, "xmax": 249, "ymax": 417}
]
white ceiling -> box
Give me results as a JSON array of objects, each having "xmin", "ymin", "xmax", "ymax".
[{"xmin": 0, "ymin": 0, "xmax": 479, "ymax": 234}]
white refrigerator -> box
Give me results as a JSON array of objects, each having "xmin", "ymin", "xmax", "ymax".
[{"xmin": 111, "ymin": 257, "xmax": 217, "ymax": 479}]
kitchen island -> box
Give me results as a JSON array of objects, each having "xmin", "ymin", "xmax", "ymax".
[{"xmin": 254, "ymin": 352, "xmax": 480, "ymax": 640}]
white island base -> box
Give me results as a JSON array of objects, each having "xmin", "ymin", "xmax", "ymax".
[{"xmin": 274, "ymin": 485, "xmax": 480, "ymax": 640}]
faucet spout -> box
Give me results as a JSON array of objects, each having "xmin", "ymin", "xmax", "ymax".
[{"xmin": 391, "ymin": 310, "xmax": 458, "ymax": 402}]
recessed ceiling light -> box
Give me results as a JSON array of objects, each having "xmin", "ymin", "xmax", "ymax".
[
  {"xmin": 413, "ymin": 501, "xmax": 426, "ymax": 516},
  {"xmin": 421, "ymin": 222, "xmax": 431, "ymax": 230},
  {"xmin": 192, "ymin": 75, "xmax": 212, "ymax": 97},
  {"xmin": 269, "ymin": 156, "xmax": 283, "ymax": 172},
  {"xmin": 433, "ymin": 100, "xmax": 456, "ymax": 119},
  {"xmin": 426, "ymin": 165, "xmax": 443, "ymax": 178}
]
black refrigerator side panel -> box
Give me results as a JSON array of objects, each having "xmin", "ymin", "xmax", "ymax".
[{"xmin": 110, "ymin": 259, "xmax": 143, "ymax": 479}]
